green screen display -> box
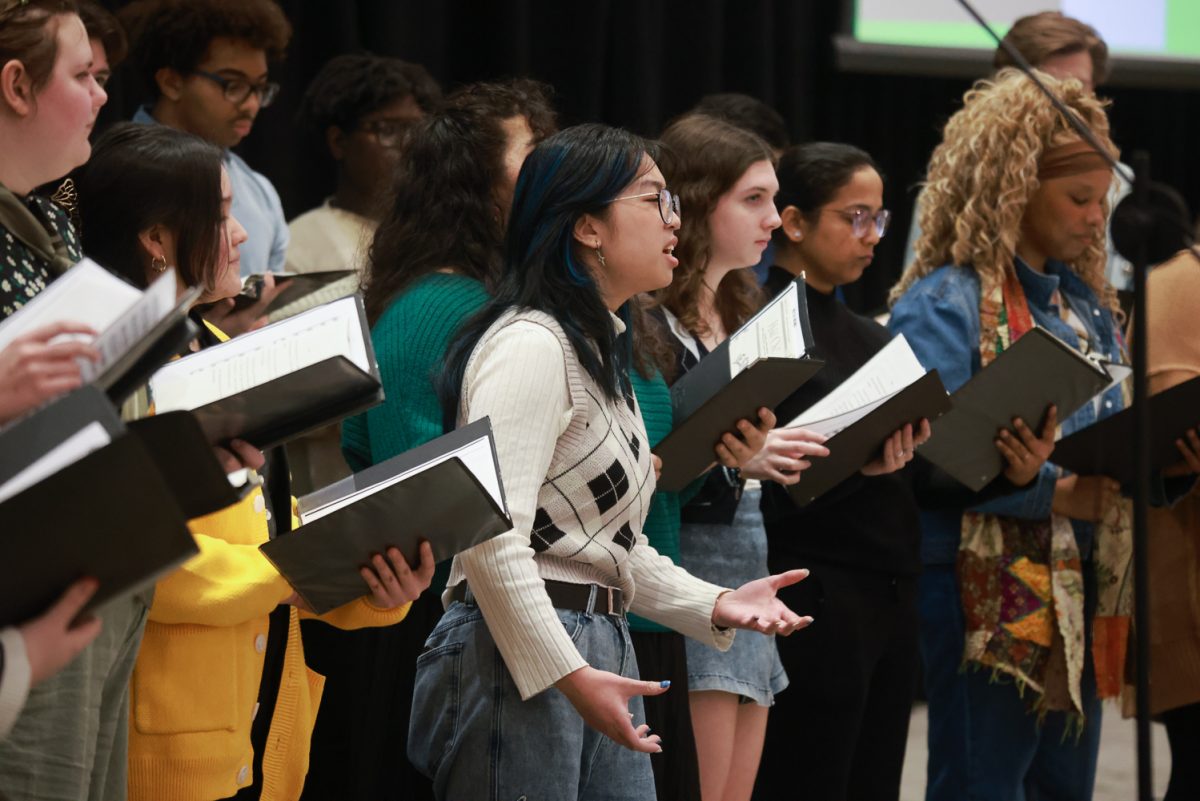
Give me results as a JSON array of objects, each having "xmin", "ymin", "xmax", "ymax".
[{"xmin": 854, "ymin": 0, "xmax": 1200, "ymax": 61}]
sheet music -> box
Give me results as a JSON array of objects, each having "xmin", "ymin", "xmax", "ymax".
[
  {"xmin": 0, "ymin": 421, "xmax": 112, "ymax": 504},
  {"xmin": 80, "ymin": 270, "xmax": 184, "ymax": 383},
  {"xmin": 727, "ymin": 282, "xmax": 806, "ymax": 379},
  {"xmin": 300, "ymin": 435, "xmax": 503, "ymax": 524},
  {"xmin": 0, "ymin": 258, "xmax": 140, "ymax": 351},
  {"xmin": 150, "ymin": 296, "xmax": 370, "ymax": 412},
  {"xmin": 787, "ymin": 334, "xmax": 926, "ymax": 436}
]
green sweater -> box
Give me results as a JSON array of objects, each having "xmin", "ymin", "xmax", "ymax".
[
  {"xmin": 342, "ymin": 272, "xmax": 489, "ymax": 470},
  {"xmin": 627, "ymin": 368, "xmax": 684, "ymax": 634}
]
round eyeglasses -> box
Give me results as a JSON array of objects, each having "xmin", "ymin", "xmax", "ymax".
[
  {"xmin": 191, "ymin": 70, "xmax": 281, "ymax": 108},
  {"xmin": 608, "ymin": 188, "xmax": 681, "ymax": 225},
  {"xmin": 823, "ymin": 207, "xmax": 891, "ymax": 239},
  {"xmin": 355, "ymin": 118, "xmax": 418, "ymax": 149}
]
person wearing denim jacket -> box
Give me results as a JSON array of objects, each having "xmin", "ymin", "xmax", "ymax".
[
  {"xmin": 885, "ymin": 68, "xmax": 1135, "ymax": 801},
  {"xmin": 890, "ymin": 257, "xmax": 1123, "ymax": 801}
]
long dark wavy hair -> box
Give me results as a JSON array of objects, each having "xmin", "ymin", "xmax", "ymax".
[
  {"xmin": 361, "ymin": 79, "xmax": 556, "ymax": 325},
  {"xmin": 439, "ymin": 123, "xmax": 657, "ymax": 419}
]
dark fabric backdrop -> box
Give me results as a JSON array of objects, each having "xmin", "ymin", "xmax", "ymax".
[{"xmin": 97, "ymin": 0, "xmax": 1199, "ymax": 315}]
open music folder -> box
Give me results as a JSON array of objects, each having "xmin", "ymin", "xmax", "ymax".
[
  {"xmin": 259, "ymin": 418, "xmax": 512, "ymax": 614},
  {"xmin": 918, "ymin": 327, "xmax": 1126, "ymax": 492},
  {"xmin": 1051, "ymin": 374, "xmax": 1200, "ymax": 485},
  {"xmin": 785, "ymin": 335, "xmax": 952, "ymax": 506},
  {"xmin": 653, "ymin": 278, "xmax": 824, "ymax": 492},
  {"xmin": 0, "ymin": 387, "xmax": 238, "ymax": 626},
  {"xmin": 0, "ymin": 259, "xmax": 200, "ymax": 404},
  {"xmin": 148, "ymin": 294, "xmax": 384, "ymax": 450}
]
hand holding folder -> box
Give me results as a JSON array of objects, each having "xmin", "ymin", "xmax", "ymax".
[
  {"xmin": 260, "ymin": 418, "xmax": 512, "ymax": 614},
  {"xmin": 654, "ymin": 279, "xmax": 824, "ymax": 491},
  {"xmin": 0, "ymin": 387, "xmax": 238, "ymax": 626},
  {"xmin": 919, "ymin": 327, "xmax": 1123, "ymax": 491},
  {"xmin": 783, "ymin": 335, "xmax": 952, "ymax": 507},
  {"xmin": 1052, "ymin": 374, "xmax": 1200, "ymax": 485},
  {"xmin": 0, "ymin": 259, "xmax": 200, "ymax": 406}
]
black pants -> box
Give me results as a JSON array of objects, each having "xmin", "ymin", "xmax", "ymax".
[
  {"xmin": 299, "ymin": 589, "xmax": 445, "ymax": 801},
  {"xmin": 630, "ymin": 629, "xmax": 702, "ymax": 801},
  {"xmin": 1163, "ymin": 701, "xmax": 1200, "ymax": 801},
  {"xmin": 754, "ymin": 561, "xmax": 919, "ymax": 801}
]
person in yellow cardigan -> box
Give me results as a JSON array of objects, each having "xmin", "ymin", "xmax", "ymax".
[{"xmin": 74, "ymin": 122, "xmax": 435, "ymax": 801}]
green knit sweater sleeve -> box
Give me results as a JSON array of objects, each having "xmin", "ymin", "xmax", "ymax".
[
  {"xmin": 627, "ymin": 368, "xmax": 682, "ymax": 634},
  {"xmin": 341, "ymin": 273, "xmax": 490, "ymax": 467}
]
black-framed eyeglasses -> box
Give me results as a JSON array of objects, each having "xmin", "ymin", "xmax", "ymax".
[
  {"xmin": 355, "ymin": 117, "xmax": 418, "ymax": 149},
  {"xmin": 191, "ymin": 70, "xmax": 280, "ymax": 108},
  {"xmin": 822, "ymin": 207, "xmax": 891, "ymax": 239},
  {"xmin": 608, "ymin": 188, "xmax": 680, "ymax": 225}
]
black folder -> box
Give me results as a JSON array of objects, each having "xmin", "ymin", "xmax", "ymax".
[
  {"xmin": 653, "ymin": 278, "xmax": 823, "ymax": 492},
  {"xmin": 148, "ymin": 295, "xmax": 384, "ymax": 450},
  {"xmin": 654, "ymin": 359, "xmax": 824, "ymax": 492},
  {"xmin": 232, "ymin": 270, "xmax": 356, "ymax": 317},
  {"xmin": 260, "ymin": 419, "xmax": 512, "ymax": 614},
  {"xmin": 918, "ymin": 327, "xmax": 1116, "ymax": 491},
  {"xmin": 788, "ymin": 370, "xmax": 952, "ymax": 506},
  {"xmin": 182, "ymin": 355, "xmax": 383, "ymax": 451},
  {"xmin": 0, "ymin": 387, "xmax": 206, "ymax": 626},
  {"xmin": 1051, "ymin": 375, "xmax": 1200, "ymax": 485}
]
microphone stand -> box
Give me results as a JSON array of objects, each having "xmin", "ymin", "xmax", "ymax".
[{"xmin": 953, "ymin": 2, "xmax": 1199, "ymax": 799}]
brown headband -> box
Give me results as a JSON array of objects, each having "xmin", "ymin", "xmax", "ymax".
[{"xmin": 1038, "ymin": 140, "xmax": 1111, "ymax": 180}]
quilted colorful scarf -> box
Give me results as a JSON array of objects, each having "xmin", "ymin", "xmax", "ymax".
[{"xmin": 957, "ymin": 268, "xmax": 1133, "ymax": 719}]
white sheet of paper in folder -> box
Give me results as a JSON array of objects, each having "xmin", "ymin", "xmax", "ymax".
[
  {"xmin": 150, "ymin": 296, "xmax": 371, "ymax": 413},
  {"xmin": 726, "ymin": 281, "xmax": 807, "ymax": 379},
  {"xmin": 786, "ymin": 334, "xmax": 926, "ymax": 437},
  {"xmin": 300, "ymin": 434, "xmax": 503, "ymax": 524}
]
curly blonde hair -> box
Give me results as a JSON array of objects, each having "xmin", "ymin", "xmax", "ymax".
[{"xmin": 889, "ymin": 68, "xmax": 1120, "ymax": 321}]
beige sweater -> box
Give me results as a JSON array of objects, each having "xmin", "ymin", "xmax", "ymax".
[
  {"xmin": 445, "ymin": 309, "xmax": 733, "ymax": 700},
  {"xmin": 1144, "ymin": 249, "xmax": 1200, "ymax": 715}
]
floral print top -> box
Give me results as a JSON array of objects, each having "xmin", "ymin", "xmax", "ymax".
[{"xmin": 0, "ymin": 195, "xmax": 82, "ymax": 321}]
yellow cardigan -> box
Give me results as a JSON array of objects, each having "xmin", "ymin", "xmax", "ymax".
[
  {"xmin": 128, "ymin": 325, "xmax": 410, "ymax": 800},
  {"xmin": 128, "ymin": 480, "xmax": 409, "ymax": 801}
]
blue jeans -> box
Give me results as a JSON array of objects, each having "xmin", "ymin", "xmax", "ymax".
[
  {"xmin": 920, "ymin": 564, "xmax": 1102, "ymax": 801},
  {"xmin": 409, "ymin": 599, "xmax": 657, "ymax": 801}
]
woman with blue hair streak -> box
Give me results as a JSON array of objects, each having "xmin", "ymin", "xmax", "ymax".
[{"xmin": 410, "ymin": 124, "xmax": 813, "ymax": 801}]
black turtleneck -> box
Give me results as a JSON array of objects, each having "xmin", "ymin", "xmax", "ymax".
[{"xmin": 759, "ymin": 267, "xmax": 923, "ymax": 576}]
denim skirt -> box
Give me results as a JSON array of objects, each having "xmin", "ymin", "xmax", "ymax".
[{"xmin": 679, "ymin": 486, "xmax": 788, "ymax": 706}]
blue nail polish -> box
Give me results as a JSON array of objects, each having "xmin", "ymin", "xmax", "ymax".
[{"xmin": 659, "ymin": 680, "xmax": 671, "ymax": 688}]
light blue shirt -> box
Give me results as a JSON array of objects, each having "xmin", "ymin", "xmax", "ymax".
[{"xmin": 133, "ymin": 106, "xmax": 288, "ymax": 277}]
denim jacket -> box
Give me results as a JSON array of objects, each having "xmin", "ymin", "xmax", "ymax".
[{"xmin": 889, "ymin": 259, "xmax": 1125, "ymax": 565}]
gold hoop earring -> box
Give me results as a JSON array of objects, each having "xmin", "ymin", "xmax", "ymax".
[
  {"xmin": 151, "ymin": 256, "xmax": 168, "ymax": 273},
  {"xmin": 595, "ymin": 245, "xmax": 606, "ymax": 268}
]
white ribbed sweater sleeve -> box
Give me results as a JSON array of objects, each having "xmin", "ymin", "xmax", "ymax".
[
  {"xmin": 626, "ymin": 538, "xmax": 736, "ymax": 651},
  {"xmin": 0, "ymin": 627, "xmax": 32, "ymax": 738},
  {"xmin": 456, "ymin": 321, "xmax": 588, "ymax": 700}
]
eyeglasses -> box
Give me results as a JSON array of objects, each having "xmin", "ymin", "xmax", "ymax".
[
  {"xmin": 355, "ymin": 118, "xmax": 418, "ymax": 149},
  {"xmin": 822, "ymin": 207, "xmax": 891, "ymax": 239},
  {"xmin": 608, "ymin": 188, "xmax": 680, "ymax": 225},
  {"xmin": 191, "ymin": 70, "xmax": 280, "ymax": 108}
]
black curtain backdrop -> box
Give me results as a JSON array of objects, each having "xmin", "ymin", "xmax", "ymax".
[{"xmin": 97, "ymin": 0, "xmax": 1199, "ymax": 316}]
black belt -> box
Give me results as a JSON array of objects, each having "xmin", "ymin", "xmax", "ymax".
[{"xmin": 449, "ymin": 579, "xmax": 625, "ymax": 617}]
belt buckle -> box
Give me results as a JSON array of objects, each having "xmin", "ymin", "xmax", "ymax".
[{"xmin": 606, "ymin": 585, "xmax": 619, "ymax": 616}]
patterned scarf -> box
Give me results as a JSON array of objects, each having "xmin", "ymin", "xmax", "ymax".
[{"xmin": 957, "ymin": 268, "xmax": 1133, "ymax": 719}]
